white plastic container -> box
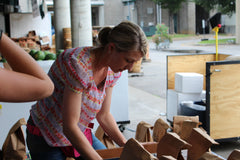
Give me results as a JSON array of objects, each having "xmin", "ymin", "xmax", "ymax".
[
  {"xmin": 175, "ymin": 72, "xmax": 203, "ymax": 93},
  {"xmin": 167, "ymin": 89, "xmax": 206, "ymax": 122}
]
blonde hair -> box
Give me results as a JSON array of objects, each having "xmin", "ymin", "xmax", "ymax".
[{"xmin": 97, "ymin": 21, "xmax": 148, "ymax": 56}]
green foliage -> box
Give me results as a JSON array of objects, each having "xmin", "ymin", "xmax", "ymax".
[
  {"xmin": 151, "ymin": 0, "xmax": 186, "ymax": 34},
  {"xmin": 152, "ymin": 0, "xmax": 235, "ymax": 15},
  {"xmin": 152, "ymin": 24, "xmax": 172, "ymax": 49},
  {"xmin": 152, "ymin": 24, "xmax": 172, "ymax": 43},
  {"xmin": 151, "ymin": 0, "xmax": 186, "ymax": 14},
  {"xmin": 156, "ymin": 24, "xmax": 171, "ymax": 41},
  {"xmin": 152, "ymin": 34, "xmax": 161, "ymax": 46},
  {"xmin": 195, "ymin": 0, "xmax": 235, "ymax": 16},
  {"xmin": 198, "ymin": 38, "xmax": 236, "ymax": 45}
]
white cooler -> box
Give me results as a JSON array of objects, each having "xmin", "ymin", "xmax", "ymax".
[{"xmin": 167, "ymin": 89, "xmax": 206, "ymax": 122}]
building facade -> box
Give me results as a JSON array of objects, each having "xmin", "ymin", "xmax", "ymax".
[
  {"xmin": 92, "ymin": 0, "xmax": 197, "ymax": 35},
  {"xmin": 0, "ymin": 0, "xmax": 236, "ymax": 36}
]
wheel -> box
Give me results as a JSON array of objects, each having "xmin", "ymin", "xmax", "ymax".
[{"xmin": 118, "ymin": 124, "xmax": 126, "ymax": 132}]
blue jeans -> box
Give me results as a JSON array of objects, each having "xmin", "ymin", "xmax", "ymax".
[
  {"xmin": 27, "ymin": 130, "xmax": 118, "ymax": 160},
  {"xmin": 26, "ymin": 129, "xmax": 66, "ymax": 160},
  {"xmin": 92, "ymin": 135, "xmax": 119, "ymax": 160}
]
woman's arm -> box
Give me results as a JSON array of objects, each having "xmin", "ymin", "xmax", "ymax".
[
  {"xmin": 62, "ymin": 87, "xmax": 103, "ymax": 160},
  {"xmin": 96, "ymin": 87, "xmax": 127, "ymax": 147},
  {"xmin": 0, "ymin": 33, "xmax": 54, "ymax": 102}
]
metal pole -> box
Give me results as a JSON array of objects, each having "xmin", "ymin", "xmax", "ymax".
[
  {"xmin": 159, "ymin": 4, "xmax": 162, "ymax": 24},
  {"xmin": 128, "ymin": 1, "xmax": 131, "ymax": 21}
]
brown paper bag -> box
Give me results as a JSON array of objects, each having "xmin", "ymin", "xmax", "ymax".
[
  {"xmin": 157, "ymin": 132, "xmax": 191, "ymax": 159},
  {"xmin": 173, "ymin": 115, "xmax": 199, "ymax": 135},
  {"xmin": 1, "ymin": 118, "xmax": 27, "ymax": 160},
  {"xmin": 119, "ymin": 138, "xmax": 158, "ymax": 160},
  {"xmin": 135, "ymin": 121, "xmax": 153, "ymax": 142},
  {"xmin": 152, "ymin": 118, "xmax": 171, "ymax": 142},
  {"xmin": 198, "ymin": 152, "xmax": 224, "ymax": 160},
  {"xmin": 180, "ymin": 120, "xmax": 199, "ymax": 140},
  {"xmin": 95, "ymin": 125, "xmax": 116, "ymax": 149},
  {"xmin": 227, "ymin": 149, "xmax": 240, "ymax": 160},
  {"xmin": 187, "ymin": 128, "xmax": 219, "ymax": 160}
]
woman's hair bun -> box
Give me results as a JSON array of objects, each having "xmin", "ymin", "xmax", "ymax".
[{"xmin": 97, "ymin": 27, "xmax": 112, "ymax": 47}]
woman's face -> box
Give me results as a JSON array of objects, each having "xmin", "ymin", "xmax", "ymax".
[{"xmin": 107, "ymin": 43, "xmax": 142, "ymax": 73}]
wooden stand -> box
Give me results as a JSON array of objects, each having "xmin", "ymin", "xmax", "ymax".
[
  {"xmin": 167, "ymin": 53, "xmax": 240, "ymax": 140},
  {"xmin": 96, "ymin": 142, "xmax": 158, "ymax": 159}
]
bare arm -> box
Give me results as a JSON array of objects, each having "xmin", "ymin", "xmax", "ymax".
[
  {"xmin": 96, "ymin": 87, "xmax": 127, "ymax": 147},
  {"xmin": 0, "ymin": 33, "xmax": 54, "ymax": 102},
  {"xmin": 62, "ymin": 87, "xmax": 103, "ymax": 160}
]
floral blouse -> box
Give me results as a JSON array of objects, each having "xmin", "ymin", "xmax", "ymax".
[{"xmin": 30, "ymin": 47, "xmax": 121, "ymax": 147}]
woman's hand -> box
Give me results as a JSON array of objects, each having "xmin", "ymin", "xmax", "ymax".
[{"xmin": 96, "ymin": 87, "xmax": 127, "ymax": 147}]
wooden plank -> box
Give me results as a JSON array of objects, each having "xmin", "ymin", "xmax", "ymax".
[
  {"xmin": 97, "ymin": 147, "xmax": 122, "ymax": 159},
  {"xmin": 167, "ymin": 54, "xmax": 215, "ymax": 90},
  {"xmin": 167, "ymin": 54, "xmax": 230, "ymax": 90},
  {"xmin": 96, "ymin": 142, "xmax": 158, "ymax": 159},
  {"xmin": 210, "ymin": 63, "xmax": 240, "ymax": 139},
  {"xmin": 218, "ymin": 54, "xmax": 230, "ymax": 61}
]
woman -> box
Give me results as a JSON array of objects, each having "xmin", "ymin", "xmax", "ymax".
[
  {"xmin": 27, "ymin": 21, "xmax": 148, "ymax": 160},
  {"xmin": 0, "ymin": 31, "xmax": 54, "ymax": 102}
]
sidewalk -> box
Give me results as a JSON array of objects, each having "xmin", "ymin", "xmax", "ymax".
[
  {"xmin": 163, "ymin": 34, "xmax": 240, "ymax": 55},
  {"xmin": 124, "ymin": 35, "xmax": 240, "ymax": 159}
]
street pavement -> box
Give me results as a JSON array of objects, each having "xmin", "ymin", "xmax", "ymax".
[{"xmin": 124, "ymin": 34, "xmax": 240, "ymax": 159}]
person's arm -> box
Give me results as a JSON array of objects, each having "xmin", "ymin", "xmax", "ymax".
[
  {"xmin": 0, "ymin": 33, "xmax": 54, "ymax": 102},
  {"xmin": 62, "ymin": 87, "xmax": 103, "ymax": 160},
  {"xmin": 96, "ymin": 86, "xmax": 127, "ymax": 147}
]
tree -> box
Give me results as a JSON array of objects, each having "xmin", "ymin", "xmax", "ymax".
[
  {"xmin": 151, "ymin": 0, "xmax": 186, "ymax": 33},
  {"xmin": 195, "ymin": 0, "xmax": 235, "ymax": 16}
]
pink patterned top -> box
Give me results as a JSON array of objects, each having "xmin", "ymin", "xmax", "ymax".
[{"xmin": 30, "ymin": 47, "xmax": 121, "ymax": 147}]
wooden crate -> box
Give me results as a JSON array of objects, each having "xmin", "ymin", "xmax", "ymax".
[
  {"xmin": 167, "ymin": 53, "xmax": 229, "ymax": 90},
  {"xmin": 167, "ymin": 53, "xmax": 240, "ymax": 140}
]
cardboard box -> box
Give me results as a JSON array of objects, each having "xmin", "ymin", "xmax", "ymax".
[{"xmin": 175, "ymin": 72, "xmax": 203, "ymax": 93}]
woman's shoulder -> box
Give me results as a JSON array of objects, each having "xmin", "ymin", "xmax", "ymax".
[
  {"xmin": 55, "ymin": 47, "xmax": 93, "ymax": 89},
  {"xmin": 63, "ymin": 47, "xmax": 91, "ymax": 59},
  {"xmin": 60, "ymin": 47, "xmax": 92, "ymax": 67}
]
